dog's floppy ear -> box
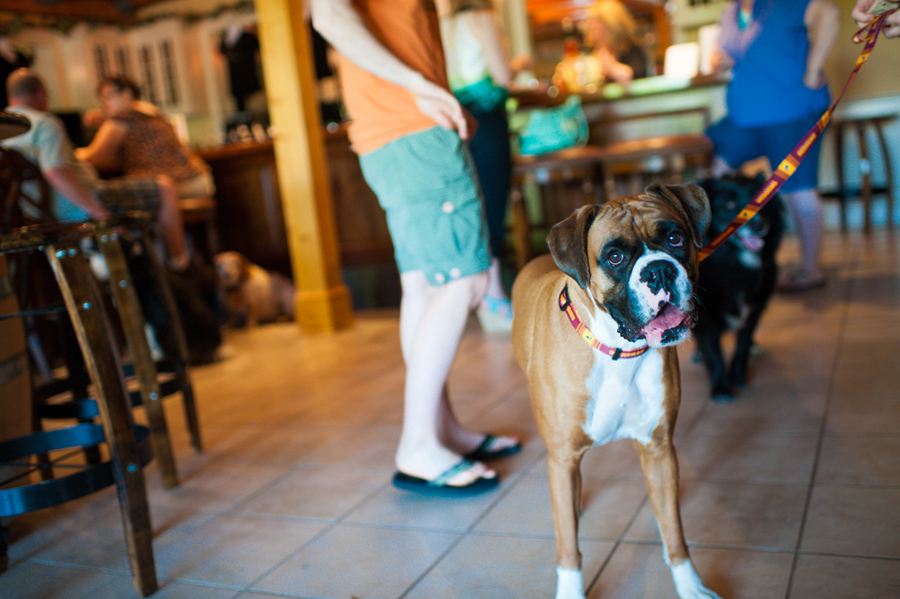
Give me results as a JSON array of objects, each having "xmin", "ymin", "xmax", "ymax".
[
  {"xmin": 547, "ymin": 204, "xmax": 603, "ymax": 289},
  {"xmin": 645, "ymin": 183, "xmax": 711, "ymax": 249}
]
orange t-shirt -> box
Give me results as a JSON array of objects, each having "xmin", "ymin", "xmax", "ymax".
[{"xmin": 338, "ymin": 0, "xmax": 449, "ymax": 155}]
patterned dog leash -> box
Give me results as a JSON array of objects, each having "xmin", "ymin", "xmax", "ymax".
[{"xmin": 698, "ymin": 8, "xmax": 898, "ymax": 262}]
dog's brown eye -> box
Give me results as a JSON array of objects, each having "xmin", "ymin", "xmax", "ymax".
[
  {"xmin": 606, "ymin": 249, "xmax": 624, "ymax": 266},
  {"xmin": 668, "ymin": 231, "xmax": 684, "ymax": 248}
]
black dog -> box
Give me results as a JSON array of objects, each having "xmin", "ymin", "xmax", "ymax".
[{"xmin": 693, "ymin": 174, "xmax": 785, "ymax": 403}]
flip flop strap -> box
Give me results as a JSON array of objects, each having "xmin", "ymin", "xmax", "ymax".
[{"xmin": 430, "ymin": 459, "xmax": 475, "ymax": 487}]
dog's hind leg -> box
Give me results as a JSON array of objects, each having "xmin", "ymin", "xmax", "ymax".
[
  {"xmin": 547, "ymin": 448, "xmax": 588, "ymax": 599},
  {"xmin": 633, "ymin": 437, "xmax": 722, "ymax": 599}
]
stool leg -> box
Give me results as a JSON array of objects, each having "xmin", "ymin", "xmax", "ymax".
[
  {"xmin": 45, "ymin": 241, "xmax": 158, "ymax": 598},
  {"xmin": 856, "ymin": 123, "xmax": 873, "ymax": 235},
  {"xmin": 873, "ymin": 118, "xmax": 894, "ymax": 229},
  {"xmin": 97, "ymin": 231, "xmax": 179, "ymax": 489},
  {"xmin": 137, "ymin": 227, "xmax": 203, "ymax": 452},
  {"xmin": 834, "ymin": 124, "xmax": 848, "ymax": 233}
]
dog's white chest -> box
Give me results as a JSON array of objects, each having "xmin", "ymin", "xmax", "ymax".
[{"xmin": 582, "ymin": 350, "xmax": 666, "ymax": 446}]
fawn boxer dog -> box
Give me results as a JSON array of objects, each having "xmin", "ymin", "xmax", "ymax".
[{"xmin": 512, "ymin": 183, "xmax": 721, "ymax": 599}]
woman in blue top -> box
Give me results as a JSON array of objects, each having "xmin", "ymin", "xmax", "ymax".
[{"xmin": 706, "ymin": 0, "xmax": 840, "ymax": 292}]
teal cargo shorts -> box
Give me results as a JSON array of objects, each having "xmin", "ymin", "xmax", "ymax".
[{"xmin": 359, "ymin": 126, "xmax": 490, "ymax": 286}]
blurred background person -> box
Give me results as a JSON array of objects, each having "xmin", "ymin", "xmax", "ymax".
[
  {"xmin": 76, "ymin": 75, "xmax": 214, "ymax": 203},
  {"xmin": 438, "ymin": 0, "xmax": 531, "ymax": 332},
  {"xmin": 706, "ymin": 0, "xmax": 840, "ymax": 292},
  {"xmin": 582, "ymin": 0, "xmax": 648, "ymax": 84}
]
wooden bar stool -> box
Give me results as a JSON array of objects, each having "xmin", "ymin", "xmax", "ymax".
[
  {"xmin": 510, "ymin": 146, "xmax": 606, "ymax": 269},
  {"xmin": 597, "ymin": 133, "xmax": 715, "ymax": 199},
  {"xmin": 180, "ymin": 196, "xmax": 219, "ymax": 265},
  {"xmin": 591, "ymin": 107, "xmax": 715, "ymax": 199},
  {"xmin": 0, "ymin": 222, "xmax": 158, "ymax": 597},
  {"xmin": 821, "ymin": 115, "xmax": 896, "ymax": 233}
]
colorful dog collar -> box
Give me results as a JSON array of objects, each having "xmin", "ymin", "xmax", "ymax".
[{"xmin": 558, "ymin": 285, "xmax": 650, "ymax": 360}]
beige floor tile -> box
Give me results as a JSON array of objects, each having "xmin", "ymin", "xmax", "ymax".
[
  {"xmin": 816, "ymin": 434, "xmax": 900, "ymax": 486},
  {"xmin": 625, "ymin": 481, "xmax": 808, "ymax": 551},
  {"xmin": 144, "ymin": 461, "xmax": 290, "ymax": 514},
  {"xmin": 688, "ymin": 387, "xmax": 826, "ymax": 436},
  {"xmin": 5, "ymin": 490, "xmax": 119, "ymax": 562},
  {"xmin": 249, "ymin": 524, "xmax": 461, "ymax": 598},
  {"xmin": 216, "ymin": 423, "xmax": 359, "ymax": 467},
  {"xmin": 789, "ymin": 554, "xmax": 900, "ymax": 599},
  {"xmin": 0, "ymin": 561, "xmax": 123, "ymax": 599},
  {"xmin": 235, "ymin": 465, "xmax": 389, "ymax": 520},
  {"xmin": 677, "ymin": 434, "xmax": 819, "ymax": 484},
  {"xmin": 474, "ymin": 475, "xmax": 648, "ymax": 541},
  {"xmin": 153, "ymin": 513, "xmax": 328, "ymax": 586},
  {"xmin": 589, "ymin": 543, "xmax": 792, "ymax": 599},
  {"xmin": 345, "ymin": 480, "xmax": 509, "ymax": 532},
  {"xmin": 404, "ymin": 534, "xmax": 615, "ymax": 599},
  {"xmin": 304, "ymin": 423, "xmax": 401, "ymax": 469},
  {"xmin": 579, "ymin": 439, "xmax": 646, "ymax": 481},
  {"xmin": 827, "ymin": 389, "xmax": 900, "ymax": 435},
  {"xmin": 146, "ymin": 582, "xmax": 241, "ymax": 599},
  {"xmin": 801, "ymin": 486, "xmax": 900, "ymax": 558}
]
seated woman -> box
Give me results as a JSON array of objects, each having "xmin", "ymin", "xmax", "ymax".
[
  {"xmin": 76, "ymin": 76, "xmax": 215, "ymax": 200},
  {"xmin": 582, "ymin": 0, "xmax": 648, "ymax": 84}
]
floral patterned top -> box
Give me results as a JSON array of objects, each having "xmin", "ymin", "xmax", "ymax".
[{"xmin": 111, "ymin": 108, "xmax": 209, "ymax": 182}]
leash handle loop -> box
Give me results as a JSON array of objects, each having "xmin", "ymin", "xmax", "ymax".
[{"xmin": 698, "ymin": 9, "xmax": 896, "ymax": 263}]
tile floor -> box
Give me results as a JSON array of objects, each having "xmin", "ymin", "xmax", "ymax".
[{"xmin": 2, "ymin": 229, "xmax": 899, "ymax": 599}]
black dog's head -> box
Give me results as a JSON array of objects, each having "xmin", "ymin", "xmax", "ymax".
[{"xmin": 698, "ymin": 174, "xmax": 784, "ymax": 263}]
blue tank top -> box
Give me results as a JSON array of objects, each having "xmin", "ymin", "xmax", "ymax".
[{"xmin": 719, "ymin": 0, "xmax": 830, "ymax": 127}]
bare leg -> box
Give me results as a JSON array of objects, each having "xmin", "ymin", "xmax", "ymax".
[
  {"xmin": 784, "ymin": 187, "xmax": 824, "ymax": 279},
  {"xmin": 154, "ymin": 175, "xmax": 189, "ymax": 269},
  {"xmin": 395, "ymin": 269, "xmax": 495, "ymax": 485}
]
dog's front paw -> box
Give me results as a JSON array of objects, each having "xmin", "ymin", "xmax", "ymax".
[
  {"xmin": 555, "ymin": 567, "xmax": 585, "ymax": 599},
  {"xmin": 671, "ymin": 561, "xmax": 723, "ymax": 599}
]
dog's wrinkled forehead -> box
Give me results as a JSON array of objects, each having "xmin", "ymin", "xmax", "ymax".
[{"xmin": 590, "ymin": 194, "xmax": 687, "ymax": 243}]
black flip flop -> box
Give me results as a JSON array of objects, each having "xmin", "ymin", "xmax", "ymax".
[
  {"xmin": 392, "ymin": 460, "xmax": 500, "ymax": 497},
  {"xmin": 464, "ymin": 434, "xmax": 522, "ymax": 462}
]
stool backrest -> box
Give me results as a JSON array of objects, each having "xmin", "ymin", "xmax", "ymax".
[{"xmin": 0, "ymin": 147, "xmax": 54, "ymax": 233}]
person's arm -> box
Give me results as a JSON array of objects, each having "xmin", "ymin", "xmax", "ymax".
[
  {"xmin": 462, "ymin": 9, "xmax": 513, "ymax": 87},
  {"xmin": 75, "ymin": 119, "xmax": 127, "ymax": 172},
  {"xmin": 596, "ymin": 47, "xmax": 634, "ymax": 84},
  {"xmin": 311, "ymin": 0, "xmax": 470, "ymax": 138},
  {"xmin": 804, "ymin": 0, "xmax": 842, "ymax": 89},
  {"xmin": 43, "ymin": 166, "xmax": 111, "ymax": 219}
]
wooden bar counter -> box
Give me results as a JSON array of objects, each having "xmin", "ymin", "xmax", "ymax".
[{"xmin": 197, "ymin": 125, "xmax": 392, "ymax": 278}]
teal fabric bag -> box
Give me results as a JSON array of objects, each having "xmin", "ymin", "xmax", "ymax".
[{"xmin": 517, "ymin": 96, "xmax": 589, "ymax": 156}]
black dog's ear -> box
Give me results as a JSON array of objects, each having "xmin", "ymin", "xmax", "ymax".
[
  {"xmin": 547, "ymin": 204, "xmax": 603, "ymax": 289},
  {"xmin": 645, "ymin": 183, "xmax": 711, "ymax": 249}
]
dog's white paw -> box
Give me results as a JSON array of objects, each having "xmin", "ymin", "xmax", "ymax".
[
  {"xmin": 555, "ymin": 568, "xmax": 585, "ymax": 599},
  {"xmin": 671, "ymin": 561, "xmax": 722, "ymax": 599}
]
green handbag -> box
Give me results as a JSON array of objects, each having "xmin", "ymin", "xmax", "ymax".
[{"xmin": 517, "ymin": 96, "xmax": 589, "ymax": 156}]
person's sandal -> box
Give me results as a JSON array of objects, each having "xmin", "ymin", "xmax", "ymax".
[
  {"xmin": 476, "ymin": 295, "xmax": 513, "ymax": 333},
  {"xmin": 778, "ymin": 271, "xmax": 826, "ymax": 293}
]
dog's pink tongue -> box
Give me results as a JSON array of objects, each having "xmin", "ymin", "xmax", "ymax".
[{"xmin": 641, "ymin": 304, "xmax": 688, "ymax": 345}]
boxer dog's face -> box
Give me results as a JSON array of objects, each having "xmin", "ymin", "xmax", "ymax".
[{"xmin": 549, "ymin": 184, "xmax": 711, "ymax": 347}]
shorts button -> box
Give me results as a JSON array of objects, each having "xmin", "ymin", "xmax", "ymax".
[
  {"xmin": 449, "ymin": 268, "xmax": 461, "ymax": 279},
  {"xmin": 442, "ymin": 201, "xmax": 455, "ymax": 213},
  {"xmin": 434, "ymin": 273, "xmax": 446, "ymax": 284}
]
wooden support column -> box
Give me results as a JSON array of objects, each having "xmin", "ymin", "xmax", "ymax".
[{"xmin": 254, "ymin": 0, "xmax": 353, "ymax": 332}]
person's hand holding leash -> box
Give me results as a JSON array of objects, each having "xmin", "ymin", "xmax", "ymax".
[{"xmin": 853, "ymin": 0, "xmax": 900, "ymax": 37}]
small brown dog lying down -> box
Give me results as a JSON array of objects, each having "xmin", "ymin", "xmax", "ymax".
[{"xmin": 213, "ymin": 251, "xmax": 295, "ymax": 328}]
